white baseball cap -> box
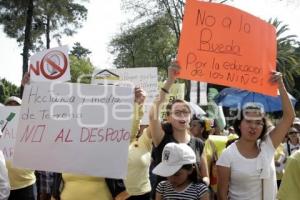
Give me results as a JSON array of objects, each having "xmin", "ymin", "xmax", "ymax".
[
  {"xmin": 4, "ymin": 96, "xmax": 22, "ymax": 105},
  {"xmin": 293, "ymin": 117, "xmax": 300, "ymax": 125},
  {"xmin": 152, "ymin": 143, "xmax": 196, "ymax": 177}
]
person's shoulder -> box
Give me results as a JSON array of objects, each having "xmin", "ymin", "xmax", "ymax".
[
  {"xmin": 218, "ymin": 141, "xmax": 237, "ymax": 159},
  {"xmin": 158, "ymin": 180, "xmax": 169, "ymax": 186},
  {"xmin": 193, "ymin": 182, "xmax": 208, "ymax": 189},
  {"xmin": 223, "ymin": 141, "xmax": 236, "ymax": 152},
  {"xmin": 191, "ymin": 136, "xmax": 204, "ymax": 145},
  {"xmin": 192, "ymin": 182, "xmax": 208, "ymax": 196},
  {"xmin": 290, "ymin": 149, "xmax": 300, "ymax": 160}
]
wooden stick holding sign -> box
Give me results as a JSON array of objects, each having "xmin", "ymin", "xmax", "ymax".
[{"xmin": 177, "ymin": 0, "xmax": 277, "ymax": 96}]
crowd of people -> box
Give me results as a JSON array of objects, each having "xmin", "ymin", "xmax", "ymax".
[{"xmin": 0, "ymin": 61, "xmax": 299, "ymax": 200}]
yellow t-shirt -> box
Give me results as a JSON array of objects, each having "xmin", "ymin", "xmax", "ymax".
[
  {"xmin": 204, "ymin": 134, "xmax": 238, "ymax": 192},
  {"xmin": 274, "ymin": 143, "xmax": 285, "ymax": 180},
  {"xmin": 61, "ymin": 173, "xmax": 112, "ymax": 200},
  {"xmin": 6, "ymin": 161, "xmax": 36, "ymax": 190},
  {"xmin": 125, "ymin": 129, "xmax": 152, "ymax": 196},
  {"xmin": 277, "ymin": 150, "xmax": 300, "ymax": 200}
]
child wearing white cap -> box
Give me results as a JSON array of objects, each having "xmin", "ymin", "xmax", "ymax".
[{"xmin": 152, "ymin": 143, "xmax": 208, "ymax": 200}]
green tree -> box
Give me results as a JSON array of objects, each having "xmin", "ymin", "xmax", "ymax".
[
  {"xmin": 109, "ymin": 16, "xmax": 177, "ymax": 77},
  {"xmin": 69, "ymin": 42, "xmax": 94, "ymax": 83},
  {"xmin": 122, "ymin": 0, "xmax": 230, "ymax": 42},
  {"xmin": 0, "ymin": 0, "xmax": 35, "ymax": 77},
  {"xmin": 0, "ymin": 78, "xmax": 20, "ymax": 103},
  {"xmin": 120, "ymin": 0, "xmax": 230, "ymax": 100},
  {"xmin": 70, "ymin": 42, "xmax": 92, "ymax": 59},
  {"xmin": 0, "ymin": 0, "xmax": 88, "ymax": 79},
  {"xmin": 270, "ymin": 19, "xmax": 300, "ymax": 96},
  {"xmin": 34, "ymin": 0, "xmax": 87, "ymax": 49}
]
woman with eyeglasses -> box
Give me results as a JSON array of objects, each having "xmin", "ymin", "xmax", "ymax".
[
  {"xmin": 284, "ymin": 127, "xmax": 300, "ymax": 156},
  {"xmin": 149, "ymin": 61, "xmax": 209, "ymax": 198},
  {"xmin": 216, "ymin": 72, "xmax": 295, "ymax": 200}
]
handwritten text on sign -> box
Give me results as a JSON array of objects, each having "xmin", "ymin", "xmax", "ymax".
[
  {"xmin": 177, "ymin": 0, "xmax": 276, "ymax": 96},
  {"xmin": 93, "ymin": 67, "xmax": 158, "ymax": 124},
  {"xmin": 158, "ymin": 82, "xmax": 185, "ymax": 121},
  {"xmin": 13, "ymin": 82, "xmax": 134, "ymax": 178},
  {"xmin": 0, "ymin": 106, "xmax": 20, "ymax": 160}
]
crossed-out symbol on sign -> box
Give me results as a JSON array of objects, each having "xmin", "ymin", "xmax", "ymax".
[{"xmin": 40, "ymin": 50, "xmax": 68, "ymax": 79}]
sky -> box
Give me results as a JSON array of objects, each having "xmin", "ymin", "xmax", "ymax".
[{"xmin": 0, "ymin": 0, "xmax": 300, "ymax": 85}]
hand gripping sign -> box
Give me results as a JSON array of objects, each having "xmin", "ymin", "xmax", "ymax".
[{"xmin": 29, "ymin": 45, "xmax": 70, "ymax": 82}]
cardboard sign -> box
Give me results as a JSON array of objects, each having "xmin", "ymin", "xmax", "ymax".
[
  {"xmin": 190, "ymin": 81, "xmax": 207, "ymax": 105},
  {"xmin": 92, "ymin": 67, "xmax": 158, "ymax": 124},
  {"xmin": 158, "ymin": 82, "xmax": 185, "ymax": 120},
  {"xmin": 29, "ymin": 45, "xmax": 70, "ymax": 82},
  {"xmin": 13, "ymin": 82, "xmax": 134, "ymax": 178},
  {"xmin": 0, "ymin": 106, "xmax": 20, "ymax": 160},
  {"xmin": 177, "ymin": 0, "xmax": 277, "ymax": 96}
]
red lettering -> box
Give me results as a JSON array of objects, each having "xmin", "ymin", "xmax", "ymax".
[
  {"xmin": 32, "ymin": 125, "xmax": 46, "ymax": 142},
  {"xmin": 79, "ymin": 127, "xmax": 130, "ymax": 143},
  {"xmin": 29, "ymin": 61, "xmax": 40, "ymax": 75},
  {"xmin": 80, "ymin": 127, "xmax": 90, "ymax": 142},
  {"xmin": 89, "ymin": 128, "xmax": 97, "ymax": 142},
  {"xmin": 97, "ymin": 128, "xmax": 104, "ymax": 142},
  {"xmin": 2, "ymin": 147, "xmax": 14, "ymax": 159},
  {"xmin": 55, "ymin": 128, "xmax": 73, "ymax": 143},
  {"xmin": 20, "ymin": 125, "xmax": 36, "ymax": 142},
  {"xmin": 20, "ymin": 124, "xmax": 46, "ymax": 143}
]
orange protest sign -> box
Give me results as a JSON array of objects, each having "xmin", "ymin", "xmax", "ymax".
[{"xmin": 177, "ymin": 0, "xmax": 277, "ymax": 96}]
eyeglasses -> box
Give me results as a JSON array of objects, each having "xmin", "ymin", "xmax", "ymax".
[
  {"xmin": 244, "ymin": 119, "xmax": 264, "ymax": 127},
  {"xmin": 171, "ymin": 110, "xmax": 191, "ymax": 117},
  {"xmin": 288, "ymin": 132, "xmax": 300, "ymax": 135}
]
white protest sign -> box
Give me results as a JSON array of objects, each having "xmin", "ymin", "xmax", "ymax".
[
  {"xmin": 29, "ymin": 45, "xmax": 70, "ymax": 82},
  {"xmin": 13, "ymin": 82, "xmax": 134, "ymax": 178},
  {"xmin": 92, "ymin": 67, "xmax": 158, "ymax": 124},
  {"xmin": 190, "ymin": 81, "xmax": 207, "ymax": 105},
  {"xmin": 0, "ymin": 106, "xmax": 20, "ymax": 160}
]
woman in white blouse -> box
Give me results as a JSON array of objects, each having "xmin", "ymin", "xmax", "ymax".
[{"xmin": 216, "ymin": 72, "xmax": 295, "ymax": 200}]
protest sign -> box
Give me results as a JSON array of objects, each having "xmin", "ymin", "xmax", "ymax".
[
  {"xmin": 13, "ymin": 82, "xmax": 134, "ymax": 178},
  {"xmin": 0, "ymin": 106, "xmax": 20, "ymax": 160},
  {"xmin": 29, "ymin": 45, "xmax": 70, "ymax": 82},
  {"xmin": 158, "ymin": 82, "xmax": 185, "ymax": 120},
  {"xmin": 177, "ymin": 0, "xmax": 277, "ymax": 96},
  {"xmin": 190, "ymin": 81, "xmax": 207, "ymax": 105},
  {"xmin": 93, "ymin": 67, "xmax": 158, "ymax": 124}
]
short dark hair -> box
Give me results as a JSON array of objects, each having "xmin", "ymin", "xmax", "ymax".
[
  {"xmin": 166, "ymin": 99, "xmax": 191, "ymax": 116},
  {"xmin": 181, "ymin": 164, "xmax": 199, "ymax": 183},
  {"xmin": 233, "ymin": 106, "xmax": 267, "ymax": 140}
]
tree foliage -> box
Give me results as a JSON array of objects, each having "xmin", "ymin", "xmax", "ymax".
[
  {"xmin": 70, "ymin": 43, "xmax": 94, "ymax": 84},
  {"xmin": 70, "ymin": 42, "xmax": 92, "ymax": 59},
  {"xmin": 0, "ymin": 0, "xmax": 87, "ymax": 77},
  {"xmin": 121, "ymin": 0, "xmax": 230, "ymax": 42},
  {"xmin": 269, "ymin": 18, "xmax": 300, "ymax": 98},
  {"xmin": 34, "ymin": 0, "xmax": 87, "ymax": 48},
  {"xmin": 109, "ymin": 15, "xmax": 177, "ymax": 77},
  {"xmin": 0, "ymin": 78, "xmax": 20, "ymax": 103}
]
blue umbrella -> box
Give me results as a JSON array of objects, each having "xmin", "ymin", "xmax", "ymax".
[{"xmin": 214, "ymin": 88, "xmax": 297, "ymax": 112}]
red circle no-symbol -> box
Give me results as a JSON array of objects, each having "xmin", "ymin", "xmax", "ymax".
[{"xmin": 40, "ymin": 50, "xmax": 68, "ymax": 79}]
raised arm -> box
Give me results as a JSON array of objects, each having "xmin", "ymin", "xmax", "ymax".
[
  {"xmin": 149, "ymin": 61, "xmax": 179, "ymax": 146},
  {"xmin": 269, "ymin": 71, "xmax": 295, "ymax": 148},
  {"xmin": 20, "ymin": 72, "xmax": 30, "ymax": 98},
  {"xmin": 130, "ymin": 87, "xmax": 146, "ymax": 143}
]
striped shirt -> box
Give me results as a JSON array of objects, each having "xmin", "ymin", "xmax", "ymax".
[{"xmin": 156, "ymin": 180, "xmax": 208, "ymax": 200}]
